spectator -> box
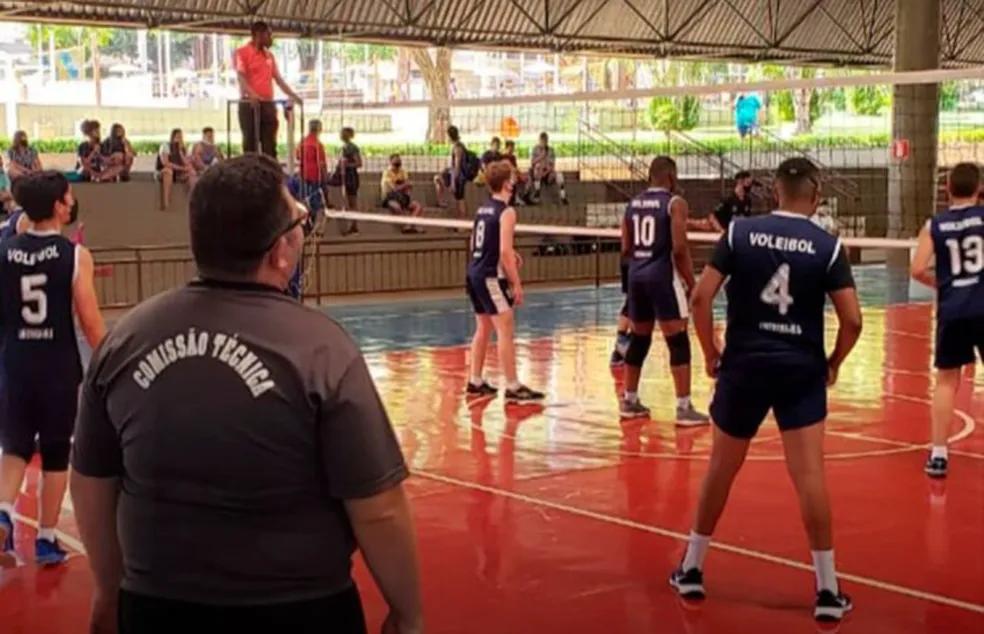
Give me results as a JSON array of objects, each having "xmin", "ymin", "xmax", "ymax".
[
  {"xmin": 157, "ymin": 128, "xmax": 197, "ymax": 209},
  {"xmin": 235, "ymin": 21, "xmax": 301, "ymax": 158},
  {"xmin": 6, "ymin": 131, "xmax": 43, "ymax": 182},
  {"xmin": 502, "ymin": 140, "xmax": 528, "ymax": 206},
  {"xmin": 70, "ymin": 154, "xmax": 423, "ymax": 634},
  {"xmin": 434, "ymin": 125, "xmax": 478, "ymax": 219},
  {"xmin": 481, "ymin": 137, "xmax": 502, "ymax": 167},
  {"xmin": 78, "ymin": 120, "xmax": 123, "ymax": 183},
  {"xmin": 327, "ymin": 126, "xmax": 362, "ymax": 236},
  {"xmin": 735, "ymin": 93, "xmax": 762, "ymax": 139},
  {"xmin": 191, "ymin": 127, "xmax": 224, "ymax": 173},
  {"xmin": 529, "ymin": 132, "xmax": 567, "ymax": 205},
  {"xmin": 381, "ymin": 153, "xmax": 423, "ymax": 234},
  {"xmin": 101, "ymin": 123, "xmax": 135, "ymax": 182},
  {"xmin": 295, "ymin": 119, "xmax": 329, "ymax": 226},
  {"xmin": 711, "ymin": 170, "xmax": 756, "ymax": 231}
]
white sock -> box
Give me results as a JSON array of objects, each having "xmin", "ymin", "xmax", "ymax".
[
  {"xmin": 931, "ymin": 445, "xmax": 948, "ymax": 460},
  {"xmin": 38, "ymin": 528, "xmax": 56, "ymax": 542},
  {"xmin": 682, "ymin": 531, "xmax": 711, "ymax": 571},
  {"xmin": 507, "ymin": 381, "xmax": 522, "ymax": 391},
  {"xmin": 812, "ymin": 549, "xmax": 838, "ymax": 594},
  {"xmin": 470, "ymin": 376, "xmax": 484, "ymax": 387},
  {"xmin": 0, "ymin": 502, "xmax": 13, "ymax": 517},
  {"xmin": 624, "ymin": 391, "xmax": 638, "ymax": 403},
  {"xmin": 677, "ymin": 396, "xmax": 691, "ymax": 409}
]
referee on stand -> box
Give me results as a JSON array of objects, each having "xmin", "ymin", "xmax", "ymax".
[
  {"xmin": 70, "ymin": 155, "xmax": 423, "ymax": 634},
  {"xmin": 235, "ymin": 21, "xmax": 302, "ymax": 158}
]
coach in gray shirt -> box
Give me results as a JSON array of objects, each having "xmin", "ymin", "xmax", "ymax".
[{"xmin": 70, "ymin": 154, "xmax": 423, "ymax": 634}]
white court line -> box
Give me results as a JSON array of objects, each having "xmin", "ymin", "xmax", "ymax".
[
  {"xmin": 414, "ymin": 469, "xmax": 984, "ymax": 615},
  {"xmin": 13, "ymin": 512, "xmax": 87, "ymax": 555}
]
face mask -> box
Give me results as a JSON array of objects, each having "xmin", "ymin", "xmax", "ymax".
[
  {"xmin": 68, "ymin": 200, "xmax": 79, "ymax": 225},
  {"xmin": 393, "ymin": 162, "xmax": 402, "ymax": 169}
]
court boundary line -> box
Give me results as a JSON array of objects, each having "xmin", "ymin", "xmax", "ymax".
[{"xmin": 414, "ymin": 469, "xmax": 984, "ymax": 615}]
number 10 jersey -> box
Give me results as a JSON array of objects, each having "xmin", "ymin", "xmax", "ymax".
[
  {"xmin": 0, "ymin": 230, "xmax": 82, "ymax": 383},
  {"xmin": 710, "ymin": 211, "xmax": 854, "ymax": 372}
]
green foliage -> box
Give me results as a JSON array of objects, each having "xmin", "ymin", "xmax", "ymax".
[
  {"xmin": 848, "ymin": 85, "xmax": 891, "ymax": 116},
  {"xmin": 646, "ymin": 96, "xmax": 700, "ymax": 135},
  {"xmin": 939, "ymin": 82, "xmax": 959, "ymax": 112},
  {"xmin": 336, "ymin": 43, "xmax": 397, "ymax": 64}
]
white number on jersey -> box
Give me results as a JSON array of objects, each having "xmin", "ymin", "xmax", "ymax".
[
  {"xmin": 945, "ymin": 235, "xmax": 984, "ymax": 276},
  {"xmin": 20, "ymin": 273, "xmax": 48, "ymax": 325},
  {"xmin": 474, "ymin": 219, "xmax": 486, "ymax": 250},
  {"xmin": 760, "ymin": 263, "xmax": 793, "ymax": 316},
  {"xmin": 632, "ymin": 215, "xmax": 656, "ymax": 248}
]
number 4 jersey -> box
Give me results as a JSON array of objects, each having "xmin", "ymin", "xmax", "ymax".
[
  {"xmin": 0, "ymin": 230, "xmax": 82, "ymax": 382},
  {"xmin": 711, "ymin": 211, "xmax": 855, "ymax": 371},
  {"xmin": 930, "ymin": 205, "xmax": 984, "ymax": 323}
]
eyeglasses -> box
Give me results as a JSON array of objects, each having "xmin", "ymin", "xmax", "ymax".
[{"xmin": 257, "ymin": 203, "xmax": 311, "ymax": 254}]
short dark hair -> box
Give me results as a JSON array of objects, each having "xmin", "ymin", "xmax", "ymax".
[
  {"xmin": 341, "ymin": 126, "xmax": 354, "ymax": 138},
  {"xmin": 15, "ymin": 171, "xmax": 69, "ymax": 222},
  {"xmin": 734, "ymin": 170, "xmax": 752, "ymax": 181},
  {"xmin": 648, "ymin": 156, "xmax": 677, "ymax": 183},
  {"xmin": 539, "ymin": 132, "xmax": 549, "ymax": 141},
  {"xmin": 948, "ymin": 162, "xmax": 981, "ymax": 198},
  {"xmin": 389, "ymin": 153, "xmax": 402, "ymax": 161},
  {"xmin": 505, "ymin": 140, "xmax": 515, "ymax": 149},
  {"xmin": 203, "ymin": 126, "xmax": 214, "ymax": 135},
  {"xmin": 486, "ymin": 161, "xmax": 514, "ymax": 194},
  {"xmin": 491, "ymin": 136, "xmax": 501, "ymax": 145},
  {"xmin": 190, "ymin": 154, "xmax": 291, "ymax": 278},
  {"xmin": 776, "ymin": 157, "xmax": 820, "ymax": 201},
  {"xmin": 80, "ymin": 119, "xmax": 100, "ymax": 136},
  {"xmin": 251, "ymin": 21, "xmax": 270, "ymax": 36},
  {"xmin": 447, "ymin": 126, "xmax": 460, "ymax": 142}
]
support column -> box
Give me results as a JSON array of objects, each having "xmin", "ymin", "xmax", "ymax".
[{"xmin": 886, "ymin": 0, "xmax": 940, "ymax": 301}]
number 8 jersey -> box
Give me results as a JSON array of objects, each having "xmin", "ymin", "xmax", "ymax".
[
  {"xmin": 468, "ymin": 198, "xmax": 507, "ymax": 279},
  {"xmin": 711, "ymin": 212, "xmax": 854, "ymax": 370},
  {"xmin": 0, "ymin": 230, "xmax": 82, "ymax": 382},
  {"xmin": 930, "ymin": 204, "xmax": 984, "ymax": 323}
]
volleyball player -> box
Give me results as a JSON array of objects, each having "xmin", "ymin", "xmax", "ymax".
[
  {"xmin": 620, "ymin": 156, "xmax": 708, "ymax": 425},
  {"xmin": 465, "ymin": 161, "xmax": 544, "ymax": 404},
  {"xmin": 911, "ymin": 162, "xmax": 984, "ymax": 478},
  {"xmin": 609, "ymin": 261, "xmax": 631, "ymax": 367},
  {"xmin": 671, "ymin": 158, "xmax": 862, "ymax": 622},
  {"xmin": 0, "ymin": 171, "xmax": 105, "ymax": 566}
]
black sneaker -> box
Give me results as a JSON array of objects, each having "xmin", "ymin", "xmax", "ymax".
[
  {"xmin": 466, "ymin": 381, "xmax": 498, "ymax": 398},
  {"xmin": 924, "ymin": 455, "xmax": 948, "ymax": 478},
  {"xmin": 814, "ymin": 589, "xmax": 853, "ymax": 622},
  {"xmin": 505, "ymin": 385, "xmax": 545, "ymax": 403},
  {"xmin": 669, "ymin": 567, "xmax": 705, "ymax": 599}
]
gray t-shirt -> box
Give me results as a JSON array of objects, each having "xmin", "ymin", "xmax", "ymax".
[{"xmin": 72, "ymin": 279, "xmax": 408, "ymax": 606}]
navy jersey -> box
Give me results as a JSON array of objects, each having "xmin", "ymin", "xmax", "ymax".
[
  {"xmin": 625, "ymin": 188, "xmax": 676, "ymax": 279},
  {"xmin": 929, "ymin": 205, "xmax": 984, "ymax": 323},
  {"xmin": 0, "ymin": 230, "xmax": 81, "ymax": 381},
  {"xmin": 711, "ymin": 212, "xmax": 854, "ymax": 370},
  {"xmin": 0, "ymin": 210, "xmax": 23, "ymax": 242},
  {"xmin": 468, "ymin": 197, "xmax": 508, "ymax": 279}
]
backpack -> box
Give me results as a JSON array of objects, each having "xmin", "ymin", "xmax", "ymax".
[{"xmin": 461, "ymin": 148, "xmax": 481, "ymax": 182}]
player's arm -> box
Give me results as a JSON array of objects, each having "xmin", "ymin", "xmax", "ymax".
[
  {"xmin": 826, "ymin": 245, "xmax": 862, "ymax": 386},
  {"xmin": 73, "ymin": 246, "xmax": 107, "ymax": 349},
  {"xmin": 272, "ymin": 62, "xmax": 302, "ymax": 104},
  {"xmin": 620, "ymin": 213, "xmax": 632, "ymax": 259},
  {"xmin": 707, "ymin": 212, "xmax": 724, "ymax": 233},
  {"xmin": 670, "ymin": 197, "xmax": 696, "ymax": 291},
  {"xmin": 910, "ymin": 222, "xmax": 936, "ymax": 288},
  {"xmin": 499, "ymin": 207, "xmax": 523, "ymax": 305},
  {"xmin": 691, "ymin": 234, "xmax": 731, "ymax": 378},
  {"xmin": 234, "ymin": 52, "xmax": 261, "ymax": 102}
]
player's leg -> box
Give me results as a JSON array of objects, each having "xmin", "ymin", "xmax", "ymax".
[
  {"xmin": 657, "ymin": 319, "xmax": 708, "ymax": 425},
  {"xmin": 553, "ymin": 171, "xmax": 567, "ymax": 204},
  {"xmin": 160, "ymin": 166, "xmax": 174, "ymax": 209},
  {"xmin": 467, "ymin": 314, "xmax": 496, "ymax": 398},
  {"xmin": 454, "ymin": 179, "xmax": 467, "ymax": 220},
  {"xmin": 928, "ymin": 320, "xmax": 974, "ymax": 477},
  {"xmin": 621, "ymin": 318, "xmax": 654, "ymax": 418},
  {"xmin": 611, "ymin": 264, "xmax": 632, "ymax": 367},
  {"xmin": 0, "ymin": 389, "xmax": 35, "ymax": 564},
  {"xmin": 34, "ymin": 386, "xmax": 78, "ymax": 565},
  {"xmin": 487, "ymin": 280, "xmax": 543, "ymax": 403}
]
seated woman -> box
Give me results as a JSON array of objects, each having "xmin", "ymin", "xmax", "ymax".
[
  {"xmin": 6, "ymin": 130, "xmax": 43, "ymax": 182},
  {"xmin": 380, "ymin": 154, "xmax": 423, "ymax": 234},
  {"xmin": 157, "ymin": 128, "xmax": 197, "ymax": 209},
  {"xmin": 101, "ymin": 123, "xmax": 135, "ymax": 181},
  {"xmin": 191, "ymin": 127, "xmax": 224, "ymax": 173},
  {"xmin": 78, "ymin": 120, "xmax": 124, "ymax": 183}
]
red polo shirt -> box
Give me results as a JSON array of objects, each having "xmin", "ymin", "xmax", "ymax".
[
  {"xmin": 234, "ymin": 42, "xmax": 276, "ymax": 100},
  {"xmin": 297, "ymin": 134, "xmax": 327, "ymax": 182}
]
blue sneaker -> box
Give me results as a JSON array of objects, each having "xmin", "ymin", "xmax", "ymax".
[
  {"xmin": 0, "ymin": 510, "xmax": 13, "ymax": 554},
  {"xmin": 35, "ymin": 537, "xmax": 67, "ymax": 566}
]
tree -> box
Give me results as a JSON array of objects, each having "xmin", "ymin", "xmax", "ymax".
[
  {"xmin": 848, "ymin": 85, "xmax": 891, "ymax": 115},
  {"xmin": 409, "ymin": 47, "xmax": 452, "ymax": 143},
  {"xmin": 644, "ymin": 61, "xmax": 704, "ymax": 139}
]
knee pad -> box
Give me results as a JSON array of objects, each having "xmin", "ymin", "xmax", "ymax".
[
  {"xmin": 39, "ymin": 440, "xmax": 71, "ymax": 472},
  {"xmin": 625, "ymin": 333, "xmax": 653, "ymax": 367},
  {"xmin": 666, "ymin": 331, "xmax": 691, "ymax": 367}
]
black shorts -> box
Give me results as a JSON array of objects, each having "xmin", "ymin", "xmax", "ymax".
[
  {"xmin": 711, "ymin": 364, "xmax": 827, "ymax": 439},
  {"xmin": 935, "ymin": 317, "xmax": 984, "ymax": 369},
  {"xmin": 327, "ymin": 169, "xmax": 359, "ymax": 196},
  {"xmin": 626, "ymin": 270, "xmax": 689, "ymax": 323},
  {"xmin": 441, "ymin": 169, "xmax": 467, "ymax": 201},
  {"xmin": 382, "ymin": 191, "xmax": 411, "ymax": 214},
  {"xmin": 118, "ymin": 585, "xmax": 367, "ymax": 634},
  {"xmin": 466, "ymin": 276, "xmax": 514, "ymax": 315},
  {"xmin": 0, "ymin": 376, "xmax": 80, "ymax": 462}
]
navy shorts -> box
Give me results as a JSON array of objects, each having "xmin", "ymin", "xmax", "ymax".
[
  {"xmin": 466, "ymin": 276, "xmax": 514, "ymax": 315},
  {"xmin": 327, "ymin": 169, "xmax": 359, "ymax": 196},
  {"xmin": 626, "ymin": 271, "xmax": 689, "ymax": 323},
  {"xmin": 441, "ymin": 169, "xmax": 467, "ymax": 201},
  {"xmin": 0, "ymin": 376, "xmax": 80, "ymax": 462},
  {"xmin": 935, "ymin": 318, "xmax": 984, "ymax": 369},
  {"xmin": 711, "ymin": 364, "xmax": 827, "ymax": 439}
]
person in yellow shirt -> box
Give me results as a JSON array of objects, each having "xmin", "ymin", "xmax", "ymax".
[{"xmin": 380, "ymin": 154, "xmax": 423, "ymax": 233}]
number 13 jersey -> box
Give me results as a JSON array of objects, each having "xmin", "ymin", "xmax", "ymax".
[
  {"xmin": 0, "ymin": 230, "xmax": 82, "ymax": 382},
  {"xmin": 711, "ymin": 212, "xmax": 854, "ymax": 371},
  {"xmin": 930, "ymin": 204, "xmax": 984, "ymax": 323}
]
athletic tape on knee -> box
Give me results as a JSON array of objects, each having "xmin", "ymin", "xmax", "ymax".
[
  {"xmin": 625, "ymin": 333, "xmax": 653, "ymax": 367},
  {"xmin": 666, "ymin": 331, "xmax": 691, "ymax": 367},
  {"xmin": 39, "ymin": 441, "xmax": 71, "ymax": 472}
]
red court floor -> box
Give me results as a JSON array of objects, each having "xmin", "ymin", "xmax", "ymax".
[{"xmin": 0, "ymin": 294, "xmax": 982, "ymax": 633}]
